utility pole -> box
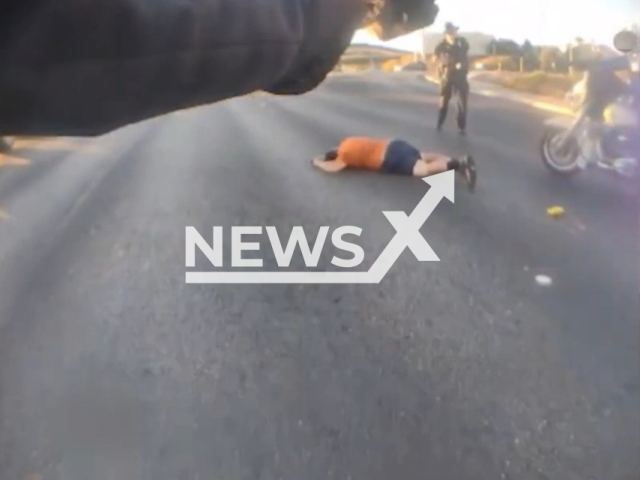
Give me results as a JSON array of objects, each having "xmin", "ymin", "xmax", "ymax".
[
  {"xmin": 568, "ymin": 44, "xmax": 574, "ymax": 75},
  {"xmin": 414, "ymin": 28, "xmax": 424, "ymax": 62},
  {"xmin": 538, "ymin": 2, "xmax": 546, "ymax": 70}
]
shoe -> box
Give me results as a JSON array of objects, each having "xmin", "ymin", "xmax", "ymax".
[
  {"xmin": 458, "ymin": 128, "xmax": 466, "ymax": 136},
  {"xmin": 596, "ymin": 158, "xmax": 616, "ymax": 170},
  {"xmin": 458, "ymin": 155, "xmax": 476, "ymax": 192},
  {"xmin": 436, "ymin": 124, "xmax": 443, "ymax": 132}
]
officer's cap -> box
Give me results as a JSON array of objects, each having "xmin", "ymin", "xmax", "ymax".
[{"xmin": 444, "ymin": 22, "xmax": 459, "ymax": 33}]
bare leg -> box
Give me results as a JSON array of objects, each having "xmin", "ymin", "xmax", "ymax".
[
  {"xmin": 420, "ymin": 152, "xmax": 451, "ymax": 163},
  {"xmin": 412, "ymin": 159, "xmax": 448, "ymax": 177},
  {"xmin": 413, "ymin": 151, "xmax": 477, "ymax": 192},
  {"xmin": 312, "ymin": 156, "xmax": 348, "ymax": 173},
  {"xmin": 412, "ymin": 152, "xmax": 450, "ymax": 176}
]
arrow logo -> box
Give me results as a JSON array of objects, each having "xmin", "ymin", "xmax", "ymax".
[{"xmin": 186, "ymin": 170, "xmax": 454, "ymax": 284}]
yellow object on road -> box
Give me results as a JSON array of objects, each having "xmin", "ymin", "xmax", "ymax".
[{"xmin": 546, "ymin": 206, "xmax": 565, "ymax": 218}]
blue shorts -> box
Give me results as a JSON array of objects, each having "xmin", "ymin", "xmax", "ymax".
[{"xmin": 381, "ymin": 140, "xmax": 421, "ymax": 175}]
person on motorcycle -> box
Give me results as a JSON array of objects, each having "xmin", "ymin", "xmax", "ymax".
[
  {"xmin": 584, "ymin": 54, "xmax": 639, "ymax": 115},
  {"xmin": 0, "ymin": 0, "xmax": 439, "ymax": 137},
  {"xmin": 574, "ymin": 46, "xmax": 640, "ymax": 167}
]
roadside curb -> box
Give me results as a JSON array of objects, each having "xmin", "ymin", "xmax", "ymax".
[{"xmin": 422, "ymin": 75, "xmax": 575, "ymax": 117}]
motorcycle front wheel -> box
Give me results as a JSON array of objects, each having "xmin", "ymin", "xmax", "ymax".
[{"xmin": 540, "ymin": 127, "xmax": 582, "ymax": 176}]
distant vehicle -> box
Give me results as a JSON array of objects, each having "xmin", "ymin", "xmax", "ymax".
[
  {"xmin": 0, "ymin": 137, "xmax": 15, "ymax": 153},
  {"xmin": 400, "ymin": 61, "xmax": 427, "ymax": 71}
]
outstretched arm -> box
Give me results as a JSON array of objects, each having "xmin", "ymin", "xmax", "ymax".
[
  {"xmin": 0, "ymin": 0, "xmax": 369, "ymax": 136},
  {"xmin": 312, "ymin": 155, "xmax": 348, "ymax": 173},
  {"xmin": 0, "ymin": 0, "xmax": 440, "ymax": 136}
]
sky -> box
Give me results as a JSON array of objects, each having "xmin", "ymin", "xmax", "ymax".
[{"xmin": 352, "ymin": 0, "xmax": 639, "ymax": 51}]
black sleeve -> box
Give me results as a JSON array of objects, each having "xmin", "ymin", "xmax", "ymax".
[
  {"xmin": 0, "ymin": 0, "xmax": 368, "ymax": 136},
  {"xmin": 459, "ymin": 37, "xmax": 470, "ymax": 55},
  {"xmin": 434, "ymin": 41, "xmax": 444, "ymax": 56}
]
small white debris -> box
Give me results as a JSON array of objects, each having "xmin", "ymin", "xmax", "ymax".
[{"xmin": 535, "ymin": 275, "xmax": 553, "ymax": 286}]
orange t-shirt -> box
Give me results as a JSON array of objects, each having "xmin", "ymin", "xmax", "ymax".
[{"xmin": 336, "ymin": 137, "xmax": 389, "ymax": 170}]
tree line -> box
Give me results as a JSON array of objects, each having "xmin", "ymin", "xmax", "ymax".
[{"xmin": 484, "ymin": 37, "xmax": 609, "ymax": 73}]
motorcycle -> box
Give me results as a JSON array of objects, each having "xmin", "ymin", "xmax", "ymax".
[
  {"xmin": 540, "ymin": 93, "xmax": 638, "ymax": 177},
  {"xmin": 539, "ymin": 30, "xmax": 639, "ymax": 188}
]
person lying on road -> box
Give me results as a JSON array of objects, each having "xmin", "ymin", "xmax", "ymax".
[{"xmin": 312, "ymin": 137, "xmax": 477, "ymax": 191}]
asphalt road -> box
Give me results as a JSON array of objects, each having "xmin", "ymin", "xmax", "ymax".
[{"xmin": 0, "ymin": 71, "xmax": 638, "ymax": 480}]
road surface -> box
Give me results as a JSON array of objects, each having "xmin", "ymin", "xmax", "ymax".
[{"xmin": 0, "ymin": 71, "xmax": 638, "ymax": 480}]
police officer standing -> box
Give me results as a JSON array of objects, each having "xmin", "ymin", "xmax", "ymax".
[{"xmin": 434, "ymin": 22, "xmax": 470, "ymax": 134}]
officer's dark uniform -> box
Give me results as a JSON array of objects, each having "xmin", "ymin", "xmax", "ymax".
[{"xmin": 434, "ymin": 28, "xmax": 470, "ymax": 133}]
